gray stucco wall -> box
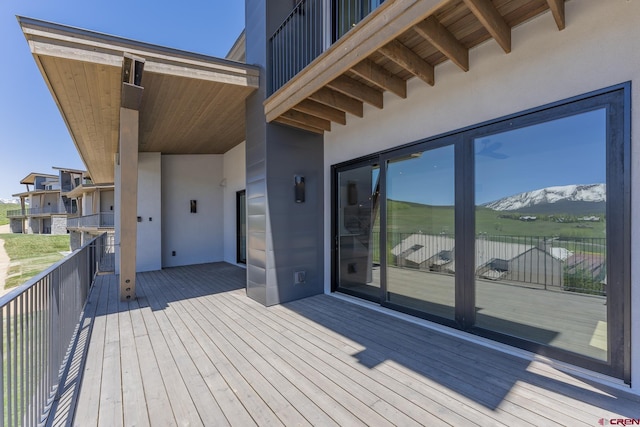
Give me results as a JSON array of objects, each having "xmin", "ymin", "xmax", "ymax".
[
  {"xmin": 51, "ymin": 215, "xmax": 67, "ymax": 235},
  {"xmin": 70, "ymin": 230, "xmax": 82, "ymax": 251}
]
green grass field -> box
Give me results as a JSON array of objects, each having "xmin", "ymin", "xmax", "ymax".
[
  {"xmin": 0, "ymin": 203, "xmax": 20, "ymax": 226},
  {"xmin": 1, "ymin": 234, "xmax": 70, "ymax": 289},
  {"xmin": 386, "ymin": 200, "xmax": 605, "ymax": 239}
]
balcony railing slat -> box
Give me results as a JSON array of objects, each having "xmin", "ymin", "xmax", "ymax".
[{"xmin": 269, "ymin": 0, "xmax": 383, "ymax": 94}]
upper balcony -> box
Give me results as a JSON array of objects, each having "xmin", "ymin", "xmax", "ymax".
[
  {"xmin": 67, "ymin": 212, "xmax": 115, "ymax": 230},
  {"xmin": 6, "ymin": 206, "xmax": 69, "ymax": 217},
  {"xmin": 265, "ymin": 0, "xmax": 568, "ymax": 133}
]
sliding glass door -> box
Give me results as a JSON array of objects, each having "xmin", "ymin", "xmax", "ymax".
[
  {"xmin": 332, "ymin": 85, "xmax": 629, "ymax": 380},
  {"xmin": 474, "ymin": 109, "xmax": 609, "ymax": 361},
  {"xmin": 385, "ymin": 144, "xmax": 456, "ymax": 322},
  {"xmin": 335, "ymin": 160, "xmax": 381, "ymax": 300}
]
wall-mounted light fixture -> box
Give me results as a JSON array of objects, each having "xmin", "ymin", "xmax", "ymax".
[
  {"xmin": 294, "ymin": 175, "xmax": 305, "ymax": 203},
  {"xmin": 190, "ymin": 200, "xmax": 197, "ymax": 213}
]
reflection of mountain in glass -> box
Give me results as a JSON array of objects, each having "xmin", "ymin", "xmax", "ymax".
[{"xmin": 483, "ymin": 184, "xmax": 606, "ymax": 215}]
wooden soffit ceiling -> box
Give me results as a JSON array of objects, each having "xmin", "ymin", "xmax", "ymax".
[
  {"xmin": 265, "ymin": 0, "xmax": 567, "ymax": 134},
  {"xmin": 19, "ymin": 17, "xmax": 259, "ymax": 184}
]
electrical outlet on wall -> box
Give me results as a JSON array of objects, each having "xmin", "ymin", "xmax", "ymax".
[{"xmin": 294, "ymin": 271, "xmax": 306, "ymax": 284}]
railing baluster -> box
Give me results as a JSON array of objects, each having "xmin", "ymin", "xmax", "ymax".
[
  {"xmin": 269, "ymin": 0, "xmax": 381, "ymax": 94},
  {"xmin": 12, "ymin": 299, "xmax": 18, "ymax": 427}
]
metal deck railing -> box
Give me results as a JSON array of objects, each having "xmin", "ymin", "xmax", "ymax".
[{"xmin": 0, "ymin": 233, "xmax": 110, "ymax": 426}]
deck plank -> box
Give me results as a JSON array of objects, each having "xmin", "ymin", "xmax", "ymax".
[
  {"xmin": 134, "ymin": 275, "xmax": 205, "ymax": 427},
  {"xmin": 305, "ymin": 295, "xmax": 639, "ymax": 420},
  {"xmin": 138, "ymin": 271, "xmax": 232, "ymax": 426},
  {"xmin": 97, "ymin": 274, "xmax": 123, "ymax": 427},
  {"xmin": 73, "ymin": 274, "xmax": 110, "ymax": 427},
  {"xmin": 147, "ymin": 269, "xmax": 304, "ymax": 426},
  {"xmin": 222, "ymin": 287, "xmax": 511, "ymax": 427},
  {"xmin": 118, "ymin": 296, "xmax": 150, "ymax": 427},
  {"xmin": 175, "ymin": 268, "xmax": 445, "ymax": 426},
  {"xmin": 163, "ymin": 267, "xmax": 368, "ymax": 427},
  {"xmin": 64, "ymin": 263, "xmax": 639, "ymax": 427}
]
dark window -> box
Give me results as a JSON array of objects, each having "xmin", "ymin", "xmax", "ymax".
[{"xmin": 237, "ymin": 190, "xmax": 247, "ymax": 264}]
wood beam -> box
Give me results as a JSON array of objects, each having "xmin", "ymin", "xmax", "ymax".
[
  {"xmin": 264, "ymin": 0, "xmax": 444, "ymax": 122},
  {"xmin": 463, "ymin": 0, "xmax": 511, "ymax": 53},
  {"xmin": 413, "ymin": 16, "xmax": 469, "ymax": 72},
  {"xmin": 326, "ymin": 75, "xmax": 384, "ymax": 109},
  {"xmin": 350, "ymin": 59, "xmax": 407, "ymax": 98},
  {"xmin": 293, "ymin": 99, "xmax": 347, "ymax": 125},
  {"xmin": 274, "ymin": 117, "xmax": 325, "ymax": 134},
  {"xmin": 546, "ymin": 0, "xmax": 565, "ymax": 31},
  {"xmin": 378, "ymin": 40, "xmax": 434, "ymax": 86},
  {"xmin": 309, "ymin": 87, "xmax": 364, "ymax": 117},
  {"xmin": 118, "ymin": 106, "xmax": 138, "ymax": 301},
  {"xmin": 281, "ymin": 110, "xmax": 332, "ymax": 132}
]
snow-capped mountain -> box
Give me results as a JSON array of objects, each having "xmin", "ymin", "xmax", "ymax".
[
  {"xmin": 484, "ymin": 184, "xmax": 606, "ymax": 212},
  {"xmin": 0, "ymin": 197, "xmax": 21, "ymax": 204}
]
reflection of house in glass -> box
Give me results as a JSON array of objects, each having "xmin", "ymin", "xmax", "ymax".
[
  {"xmin": 391, "ymin": 234, "xmax": 578, "ymax": 289},
  {"xmin": 564, "ymin": 253, "xmax": 607, "ymax": 294}
]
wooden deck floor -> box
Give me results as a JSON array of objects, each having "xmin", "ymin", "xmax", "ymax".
[{"xmin": 60, "ymin": 263, "xmax": 638, "ymax": 426}]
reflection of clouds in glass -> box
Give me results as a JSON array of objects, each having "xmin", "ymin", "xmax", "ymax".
[{"xmin": 476, "ymin": 109, "xmax": 606, "ymax": 204}]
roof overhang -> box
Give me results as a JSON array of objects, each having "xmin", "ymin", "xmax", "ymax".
[
  {"xmin": 66, "ymin": 183, "xmax": 114, "ymax": 198},
  {"xmin": 264, "ymin": 0, "xmax": 568, "ymax": 133},
  {"xmin": 12, "ymin": 189, "xmax": 60, "ymax": 197},
  {"xmin": 52, "ymin": 166, "xmax": 86, "ymax": 174},
  {"xmin": 19, "ymin": 172, "xmax": 58, "ymax": 185},
  {"xmin": 19, "ymin": 17, "xmax": 259, "ymax": 184}
]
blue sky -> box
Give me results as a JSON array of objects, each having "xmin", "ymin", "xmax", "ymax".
[
  {"xmin": 387, "ymin": 108, "xmax": 607, "ymax": 205},
  {"xmin": 0, "ymin": 0, "xmax": 244, "ymax": 198}
]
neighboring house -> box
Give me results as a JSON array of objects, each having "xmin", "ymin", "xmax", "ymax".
[
  {"xmin": 18, "ymin": 0, "xmax": 639, "ymax": 393},
  {"xmin": 66, "ymin": 182, "xmax": 115, "ymax": 250},
  {"xmin": 7, "ymin": 167, "xmax": 84, "ymax": 234}
]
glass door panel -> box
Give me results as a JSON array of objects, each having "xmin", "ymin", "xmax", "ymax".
[
  {"xmin": 386, "ymin": 145, "xmax": 456, "ymax": 320},
  {"xmin": 336, "ymin": 163, "xmax": 381, "ymax": 300},
  {"xmin": 474, "ymin": 109, "xmax": 608, "ymax": 361}
]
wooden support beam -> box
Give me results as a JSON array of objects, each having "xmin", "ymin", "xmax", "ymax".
[
  {"xmin": 350, "ymin": 59, "xmax": 407, "ymax": 98},
  {"xmin": 308, "ymin": 87, "xmax": 364, "ymax": 117},
  {"xmin": 546, "ymin": 0, "xmax": 565, "ymax": 31},
  {"xmin": 293, "ymin": 99, "xmax": 347, "ymax": 125},
  {"xmin": 463, "ymin": 0, "xmax": 511, "ymax": 53},
  {"xmin": 264, "ymin": 0, "xmax": 443, "ymax": 122},
  {"xmin": 281, "ymin": 110, "xmax": 332, "ymax": 132},
  {"xmin": 413, "ymin": 16, "xmax": 469, "ymax": 72},
  {"xmin": 326, "ymin": 75, "xmax": 384, "ymax": 109},
  {"xmin": 378, "ymin": 40, "xmax": 434, "ymax": 86},
  {"xmin": 118, "ymin": 106, "xmax": 138, "ymax": 301},
  {"xmin": 274, "ymin": 117, "xmax": 325, "ymax": 134}
]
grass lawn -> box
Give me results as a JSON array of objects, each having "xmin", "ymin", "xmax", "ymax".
[{"xmin": 1, "ymin": 234, "xmax": 70, "ymax": 289}]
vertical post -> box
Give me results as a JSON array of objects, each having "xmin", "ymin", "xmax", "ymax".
[
  {"xmin": 118, "ymin": 107, "xmax": 139, "ymax": 301},
  {"xmin": 118, "ymin": 53, "xmax": 144, "ymax": 301}
]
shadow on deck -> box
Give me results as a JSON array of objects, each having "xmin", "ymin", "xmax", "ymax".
[{"xmin": 51, "ymin": 263, "xmax": 639, "ymax": 426}]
